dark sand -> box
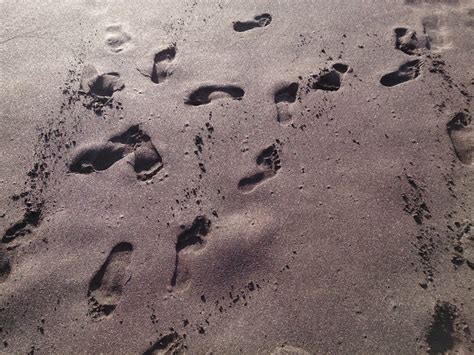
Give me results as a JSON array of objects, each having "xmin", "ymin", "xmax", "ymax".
[{"xmin": 0, "ymin": 0, "xmax": 473, "ymax": 353}]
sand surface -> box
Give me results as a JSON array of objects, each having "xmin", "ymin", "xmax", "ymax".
[{"xmin": 1, "ymin": 0, "xmax": 473, "ymax": 354}]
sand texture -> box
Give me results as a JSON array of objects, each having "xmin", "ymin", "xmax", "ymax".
[{"xmin": 1, "ymin": 0, "xmax": 473, "ymax": 353}]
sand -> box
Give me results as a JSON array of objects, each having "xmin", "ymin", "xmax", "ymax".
[{"xmin": 0, "ymin": 0, "xmax": 473, "ymax": 353}]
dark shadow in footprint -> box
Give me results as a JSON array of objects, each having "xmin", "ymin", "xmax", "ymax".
[
  {"xmin": 0, "ymin": 247, "xmax": 11, "ymax": 283},
  {"xmin": 170, "ymin": 216, "xmax": 211, "ymax": 289},
  {"xmin": 79, "ymin": 65, "xmax": 124, "ymax": 114},
  {"xmin": 425, "ymin": 302, "xmax": 459, "ymax": 354},
  {"xmin": 233, "ymin": 13, "xmax": 272, "ymax": 32},
  {"xmin": 238, "ymin": 171, "xmax": 272, "ymax": 189},
  {"xmin": 312, "ymin": 63, "xmax": 349, "ymax": 91},
  {"xmin": 151, "ymin": 45, "xmax": 176, "ymax": 83},
  {"xmin": 110, "ymin": 125, "xmax": 163, "ymax": 181},
  {"xmin": 69, "ymin": 144, "xmax": 130, "ymax": 174},
  {"xmin": 380, "ymin": 59, "xmax": 422, "ymax": 87},
  {"xmin": 447, "ymin": 111, "xmax": 473, "ymax": 165},
  {"xmin": 185, "ymin": 85, "xmax": 245, "ymax": 106},
  {"xmin": 80, "ymin": 65, "xmax": 124, "ymax": 98},
  {"xmin": 238, "ymin": 144, "xmax": 281, "ymax": 193},
  {"xmin": 2, "ymin": 206, "xmax": 42, "ymax": 244},
  {"xmin": 70, "ymin": 125, "xmax": 163, "ymax": 181},
  {"xmin": 274, "ymin": 82, "xmax": 299, "ymax": 124},
  {"xmin": 88, "ymin": 242, "xmax": 133, "ymax": 320},
  {"xmin": 143, "ymin": 332, "xmax": 184, "ymax": 355}
]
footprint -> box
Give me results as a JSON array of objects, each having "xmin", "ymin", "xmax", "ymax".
[
  {"xmin": 70, "ymin": 125, "xmax": 163, "ymax": 181},
  {"xmin": 143, "ymin": 332, "xmax": 185, "ymax": 355},
  {"xmin": 447, "ymin": 111, "xmax": 473, "ymax": 165},
  {"xmin": 109, "ymin": 125, "xmax": 164, "ymax": 181},
  {"xmin": 170, "ymin": 216, "xmax": 211, "ymax": 290},
  {"xmin": 80, "ymin": 64, "xmax": 124, "ymax": 97},
  {"xmin": 2, "ymin": 206, "xmax": 42, "ymax": 244},
  {"xmin": 312, "ymin": 63, "xmax": 349, "ymax": 91},
  {"xmin": 452, "ymin": 221, "xmax": 473, "ymax": 269},
  {"xmin": 105, "ymin": 24, "xmax": 131, "ymax": 53},
  {"xmin": 380, "ymin": 59, "xmax": 422, "ymax": 87},
  {"xmin": 425, "ymin": 301, "xmax": 472, "ymax": 354},
  {"xmin": 394, "ymin": 27, "xmax": 427, "ymax": 54},
  {"xmin": 184, "ymin": 85, "xmax": 244, "ymax": 106},
  {"xmin": 138, "ymin": 45, "xmax": 176, "ymax": 84},
  {"xmin": 0, "ymin": 247, "xmax": 11, "ymax": 283},
  {"xmin": 69, "ymin": 143, "xmax": 130, "ymax": 174},
  {"xmin": 274, "ymin": 82, "xmax": 299, "ymax": 124},
  {"xmin": 87, "ymin": 242, "xmax": 133, "ymax": 320},
  {"xmin": 233, "ymin": 13, "xmax": 272, "ymax": 32},
  {"xmin": 238, "ymin": 144, "xmax": 281, "ymax": 193}
]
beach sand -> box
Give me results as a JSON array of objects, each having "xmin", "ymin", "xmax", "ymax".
[{"xmin": 0, "ymin": 0, "xmax": 473, "ymax": 353}]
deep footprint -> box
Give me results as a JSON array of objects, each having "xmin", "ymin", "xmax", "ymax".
[
  {"xmin": 170, "ymin": 216, "xmax": 211, "ymax": 289},
  {"xmin": 233, "ymin": 13, "xmax": 272, "ymax": 32},
  {"xmin": 87, "ymin": 242, "xmax": 133, "ymax": 320},
  {"xmin": 80, "ymin": 65, "xmax": 124, "ymax": 97},
  {"xmin": 70, "ymin": 125, "xmax": 163, "ymax": 181},
  {"xmin": 380, "ymin": 59, "xmax": 422, "ymax": 87},
  {"xmin": 143, "ymin": 332, "xmax": 185, "ymax": 355},
  {"xmin": 185, "ymin": 85, "xmax": 244, "ymax": 106},
  {"xmin": 312, "ymin": 63, "xmax": 349, "ymax": 91},
  {"xmin": 274, "ymin": 82, "xmax": 299, "ymax": 124},
  {"xmin": 238, "ymin": 144, "xmax": 281, "ymax": 193},
  {"xmin": 447, "ymin": 111, "xmax": 473, "ymax": 165}
]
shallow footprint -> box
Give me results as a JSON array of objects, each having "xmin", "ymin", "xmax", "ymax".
[
  {"xmin": 238, "ymin": 144, "xmax": 281, "ymax": 193},
  {"xmin": 170, "ymin": 216, "xmax": 211, "ymax": 290},
  {"xmin": 447, "ymin": 111, "xmax": 473, "ymax": 165},
  {"xmin": 274, "ymin": 82, "xmax": 299, "ymax": 124},
  {"xmin": 138, "ymin": 45, "xmax": 177, "ymax": 84},
  {"xmin": 88, "ymin": 242, "xmax": 133, "ymax": 320},
  {"xmin": 0, "ymin": 247, "xmax": 11, "ymax": 283},
  {"xmin": 105, "ymin": 24, "xmax": 131, "ymax": 53},
  {"xmin": 380, "ymin": 59, "xmax": 422, "ymax": 87},
  {"xmin": 394, "ymin": 27, "xmax": 427, "ymax": 54},
  {"xmin": 233, "ymin": 13, "xmax": 272, "ymax": 32},
  {"xmin": 422, "ymin": 14, "xmax": 450, "ymax": 51},
  {"xmin": 185, "ymin": 85, "xmax": 244, "ymax": 106},
  {"xmin": 69, "ymin": 143, "xmax": 130, "ymax": 174}
]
